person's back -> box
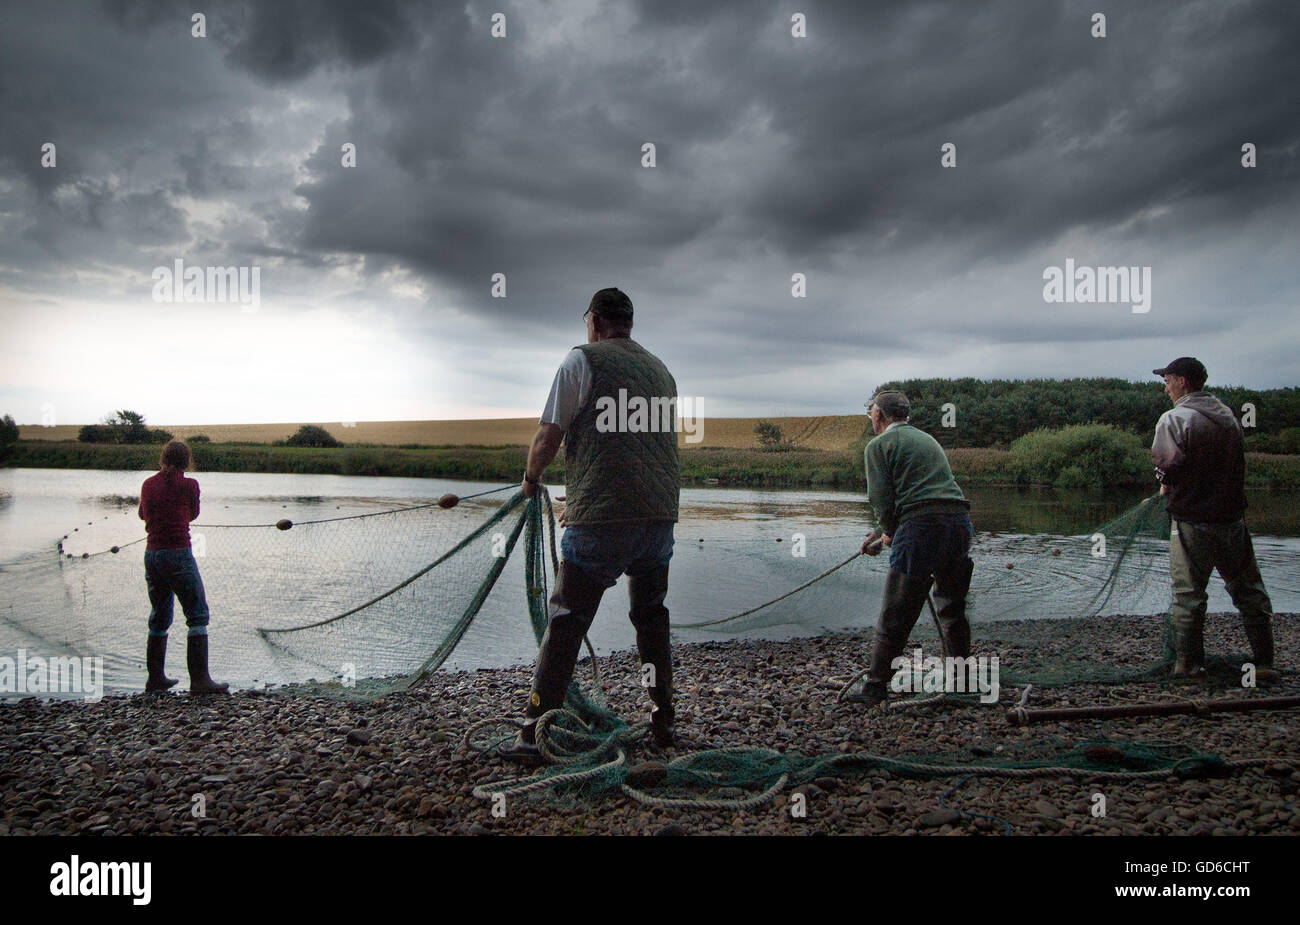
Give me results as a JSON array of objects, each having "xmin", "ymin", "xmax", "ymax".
[
  {"xmin": 856, "ymin": 392, "xmax": 975, "ymax": 707},
  {"xmin": 138, "ymin": 441, "xmax": 228, "ymax": 696},
  {"xmin": 563, "ymin": 337, "xmax": 680, "ymax": 526},
  {"xmin": 864, "ymin": 422, "xmax": 968, "ymax": 529},
  {"xmin": 139, "ymin": 468, "xmax": 200, "ymax": 550},
  {"xmin": 1151, "ymin": 357, "xmax": 1274, "ymax": 679},
  {"xmin": 1152, "ymin": 390, "xmax": 1246, "ymax": 524},
  {"xmin": 502, "ymin": 287, "xmax": 681, "ymax": 761}
]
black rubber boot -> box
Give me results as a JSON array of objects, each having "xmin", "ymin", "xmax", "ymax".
[
  {"xmin": 497, "ymin": 731, "xmax": 545, "ymax": 764},
  {"xmin": 1170, "ymin": 625, "xmax": 1207, "ymax": 679},
  {"xmin": 629, "ymin": 565, "xmax": 674, "ymax": 748},
  {"xmin": 504, "ymin": 562, "xmax": 606, "ymax": 763},
  {"xmin": 932, "ymin": 557, "xmax": 974, "ymax": 660},
  {"xmin": 861, "ymin": 569, "xmax": 932, "ymax": 707},
  {"xmin": 145, "ymin": 635, "xmax": 178, "ymax": 693},
  {"xmin": 186, "ymin": 634, "xmax": 230, "ymax": 695},
  {"xmin": 1242, "ymin": 620, "xmax": 1280, "ymax": 683}
]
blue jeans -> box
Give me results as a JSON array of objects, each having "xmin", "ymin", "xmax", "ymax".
[
  {"xmin": 561, "ymin": 523, "xmax": 675, "ymax": 588},
  {"xmin": 889, "ymin": 513, "xmax": 974, "ymax": 578},
  {"xmin": 144, "ymin": 547, "xmax": 211, "ymax": 637}
]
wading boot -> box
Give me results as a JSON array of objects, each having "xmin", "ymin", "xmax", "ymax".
[
  {"xmin": 932, "ymin": 558, "xmax": 973, "ymax": 660},
  {"xmin": 497, "ymin": 723, "xmax": 545, "ymax": 765},
  {"xmin": 933, "ymin": 557, "xmax": 976, "ymax": 693},
  {"xmin": 145, "ymin": 634, "xmax": 178, "ymax": 693},
  {"xmin": 503, "ymin": 561, "xmax": 606, "ymax": 763},
  {"xmin": 1169, "ymin": 625, "xmax": 1207, "ymax": 680},
  {"xmin": 1243, "ymin": 620, "xmax": 1280, "ymax": 684},
  {"xmin": 848, "ymin": 680, "xmax": 889, "ymax": 709},
  {"xmin": 857, "ymin": 569, "xmax": 932, "ymax": 709},
  {"xmin": 187, "ymin": 634, "xmax": 230, "ymax": 695},
  {"xmin": 629, "ymin": 565, "xmax": 674, "ymax": 748}
]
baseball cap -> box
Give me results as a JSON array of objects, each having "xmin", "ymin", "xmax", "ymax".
[
  {"xmin": 866, "ymin": 390, "xmax": 910, "ymax": 419},
  {"xmin": 1152, "ymin": 357, "xmax": 1207, "ymax": 388}
]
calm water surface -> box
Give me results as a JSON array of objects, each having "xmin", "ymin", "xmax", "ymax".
[{"xmin": 1, "ymin": 468, "xmax": 1296, "ymax": 695}]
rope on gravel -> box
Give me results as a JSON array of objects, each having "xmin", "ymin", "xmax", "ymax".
[
  {"xmin": 622, "ymin": 773, "xmax": 790, "ymax": 809},
  {"xmin": 471, "ymin": 748, "xmax": 628, "ymax": 801},
  {"xmin": 465, "ymin": 702, "xmax": 1300, "ymax": 807},
  {"xmin": 464, "ymin": 707, "xmax": 646, "ymax": 802},
  {"xmin": 830, "ymin": 670, "xmax": 969, "ymax": 710},
  {"xmin": 1012, "ymin": 685, "xmax": 1033, "ymax": 725}
]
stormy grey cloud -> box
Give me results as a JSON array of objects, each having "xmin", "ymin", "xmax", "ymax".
[{"xmin": 1, "ymin": 0, "xmax": 1296, "ymax": 426}]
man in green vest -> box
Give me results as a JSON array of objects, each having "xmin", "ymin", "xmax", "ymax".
[
  {"xmin": 501, "ymin": 288, "xmax": 681, "ymax": 762},
  {"xmin": 855, "ymin": 390, "xmax": 974, "ymax": 707}
]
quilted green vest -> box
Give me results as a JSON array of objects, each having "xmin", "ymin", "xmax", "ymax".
[{"xmin": 563, "ymin": 338, "xmax": 681, "ymax": 525}]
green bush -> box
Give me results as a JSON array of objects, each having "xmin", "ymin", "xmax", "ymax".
[
  {"xmin": 1009, "ymin": 424, "xmax": 1150, "ymax": 490},
  {"xmin": 1245, "ymin": 427, "xmax": 1300, "ymax": 455},
  {"xmin": 284, "ymin": 425, "xmax": 342, "ymax": 448},
  {"xmin": 754, "ymin": 421, "xmax": 786, "ymax": 447},
  {"xmin": 77, "ymin": 410, "xmax": 168, "ymax": 444},
  {"xmin": 0, "ymin": 414, "xmax": 17, "ymax": 449},
  {"xmin": 77, "ymin": 424, "xmax": 113, "ymax": 443},
  {"xmin": 187, "ymin": 434, "xmax": 212, "ymax": 444}
]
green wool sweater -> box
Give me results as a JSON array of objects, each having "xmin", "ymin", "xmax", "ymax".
[{"xmin": 864, "ymin": 423, "xmax": 969, "ymax": 534}]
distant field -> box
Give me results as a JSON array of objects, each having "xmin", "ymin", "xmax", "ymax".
[{"xmin": 18, "ymin": 415, "xmax": 871, "ymax": 451}]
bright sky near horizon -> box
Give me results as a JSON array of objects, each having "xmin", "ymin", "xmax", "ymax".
[{"xmin": 2, "ymin": 0, "xmax": 1297, "ymax": 427}]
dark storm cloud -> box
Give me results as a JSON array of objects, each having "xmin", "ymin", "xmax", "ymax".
[
  {"xmin": 270, "ymin": 0, "xmax": 1300, "ymax": 336},
  {"xmin": 1, "ymin": 0, "xmax": 1297, "ymax": 416}
]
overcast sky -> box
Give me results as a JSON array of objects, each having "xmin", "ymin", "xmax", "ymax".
[{"xmin": 1, "ymin": 0, "xmax": 1297, "ymax": 426}]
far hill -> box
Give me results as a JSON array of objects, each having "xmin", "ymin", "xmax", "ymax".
[
  {"xmin": 16, "ymin": 416, "xmax": 872, "ymax": 451},
  {"xmin": 14, "ymin": 378, "xmax": 1298, "ymax": 452}
]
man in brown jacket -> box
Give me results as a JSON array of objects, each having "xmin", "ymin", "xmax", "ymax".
[{"xmin": 1151, "ymin": 357, "xmax": 1276, "ymax": 680}]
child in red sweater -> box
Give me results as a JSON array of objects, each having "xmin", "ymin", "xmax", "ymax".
[{"xmin": 139, "ymin": 440, "xmax": 228, "ymax": 694}]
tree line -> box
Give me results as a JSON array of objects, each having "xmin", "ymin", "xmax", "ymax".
[{"xmin": 872, "ymin": 378, "xmax": 1300, "ymax": 450}]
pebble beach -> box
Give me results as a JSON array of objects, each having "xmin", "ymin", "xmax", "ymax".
[{"xmin": 2, "ymin": 612, "xmax": 1297, "ymax": 837}]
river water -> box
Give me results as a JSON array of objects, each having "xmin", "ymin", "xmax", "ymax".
[{"xmin": 1, "ymin": 468, "xmax": 1296, "ymax": 695}]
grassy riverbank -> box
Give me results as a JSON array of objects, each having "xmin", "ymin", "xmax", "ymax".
[{"xmin": 5, "ymin": 439, "xmax": 1300, "ymax": 491}]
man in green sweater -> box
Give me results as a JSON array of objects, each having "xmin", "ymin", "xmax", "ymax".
[{"xmin": 856, "ymin": 390, "xmax": 974, "ymax": 707}]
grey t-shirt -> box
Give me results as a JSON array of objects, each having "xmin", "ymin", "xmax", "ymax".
[{"xmin": 539, "ymin": 348, "xmax": 592, "ymax": 432}]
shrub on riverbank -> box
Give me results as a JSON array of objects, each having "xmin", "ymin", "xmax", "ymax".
[
  {"xmin": 1008, "ymin": 424, "xmax": 1149, "ymax": 490},
  {"xmin": 281, "ymin": 425, "xmax": 341, "ymax": 448}
]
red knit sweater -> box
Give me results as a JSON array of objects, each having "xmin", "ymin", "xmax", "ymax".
[{"xmin": 138, "ymin": 469, "xmax": 200, "ymax": 550}]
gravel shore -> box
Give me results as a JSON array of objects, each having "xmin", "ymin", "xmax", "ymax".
[{"xmin": 3, "ymin": 613, "xmax": 1297, "ymax": 836}]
